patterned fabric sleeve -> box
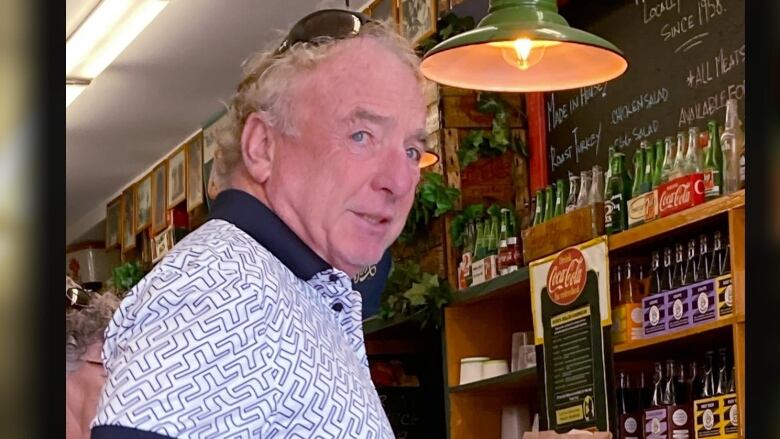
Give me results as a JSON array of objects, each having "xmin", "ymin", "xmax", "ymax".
[{"xmin": 94, "ymin": 223, "xmax": 283, "ymax": 438}]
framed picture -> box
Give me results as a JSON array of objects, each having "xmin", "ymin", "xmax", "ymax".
[
  {"xmin": 121, "ymin": 189, "xmax": 136, "ymax": 252},
  {"xmin": 365, "ymin": 0, "xmax": 398, "ymax": 28},
  {"xmin": 399, "ymin": 0, "xmax": 437, "ymax": 46},
  {"xmin": 105, "ymin": 195, "xmax": 122, "ymax": 249},
  {"xmin": 167, "ymin": 147, "xmax": 186, "ymax": 207},
  {"xmin": 135, "ymin": 173, "xmax": 152, "ymax": 232},
  {"xmin": 152, "ymin": 226, "xmax": 174, "ymax": 263},
  {"xmin": 186, "ymin": 131, "xmax": 204, "ymax": 211},
  {"xmin": 151, "ymin": 163, "xmax": 168, "ymax": 234}
]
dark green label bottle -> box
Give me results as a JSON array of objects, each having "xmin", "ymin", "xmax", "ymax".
[
  {"xmin": 653, "ymin": 139, "xmax": 665, "ymax": 189},
  {"xmin": 533, "ymin": 189, "xmax": 545, "ymax": 226},
  {"xmin": 543, "ymin": 185, "xmax": 555, "ymax": 222},
  {"xmin": 631, "ymin": 145, "xmax": 646, "ymax": 198},
  {"xmin": 554, "ymin": 179, "xmax": 566, "ymax": 217},
  {"xmin": 703, "ymin": 119, "xmax": 723, "ymax": 199},
  {"xmin": 605, "ymin": 153, "xmax": 629, "ymax": 234}
]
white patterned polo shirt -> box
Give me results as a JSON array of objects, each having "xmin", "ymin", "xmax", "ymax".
[{"xmin": 91, "ymin": 189, "xmax": 394, "ymax": 439}]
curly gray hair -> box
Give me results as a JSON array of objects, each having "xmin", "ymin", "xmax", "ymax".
[
  {"xmin": 65, "ymin": 291, "xmax": 120, "ymax": 367},
  {"xmin": 212, "ymin": 16, "xmax": 421, "ymax": 181}
]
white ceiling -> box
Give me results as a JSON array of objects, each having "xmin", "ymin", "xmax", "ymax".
[{"xmin": 65, "ymin": 0, "xmax": 370, "ymax": 244}]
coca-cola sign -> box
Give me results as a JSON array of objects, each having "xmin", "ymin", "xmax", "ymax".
[
  {"xmin": 658, "ymin": 174, "xmax": 705, "ymax": 217},
  {"xmin": 546, "ymin": 247, "xmax": 587, "ymax": 306}
]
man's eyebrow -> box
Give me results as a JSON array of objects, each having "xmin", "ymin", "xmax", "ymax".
[
  {"xmin": 409, "ymin": 129, "xmax": 427, "ymax": 144},
  {"xmin": 350, "ymin": 107, "xmax": 391, "ymax": 124}
]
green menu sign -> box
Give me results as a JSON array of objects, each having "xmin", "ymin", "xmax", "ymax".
[{"xmin": 530, "ymin": 237, "xmax": 613, "ymax": 432}]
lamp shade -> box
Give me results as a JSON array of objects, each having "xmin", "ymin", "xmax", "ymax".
[{"xmin": 420, "ymin": 0, "xmax": 628, "ymax": 92}]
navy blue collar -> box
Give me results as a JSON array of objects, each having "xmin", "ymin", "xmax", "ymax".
[{"xmin": 208, "ymin": 189, "xmax": 330, "ymax": 280}]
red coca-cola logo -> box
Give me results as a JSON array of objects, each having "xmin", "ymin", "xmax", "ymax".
[
  {"xmin": 659, "ymin": 179, "xmax": 704, "ymax": 209},
  {"xmin": 546, "ymin": 247, "xmax": 587, "ymax": 306},
  {"xmin": 658, "ymin": 174, "xmax": 706, "ymax": 217}
]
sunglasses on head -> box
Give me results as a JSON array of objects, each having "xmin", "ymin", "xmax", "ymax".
[
  {"xmin": 65, "ymin": 287, "xmax": 93, "ymax": 310},
  {"xmin": 272, "ymin": 9, "xmax": 440, "ymax": 168},
  {"xmin": 275, "ymin": 9, "xmax": 375, "ymax": 56}
]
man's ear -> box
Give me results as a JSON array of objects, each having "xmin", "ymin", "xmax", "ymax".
[{"xmin": 240, "ymin": 112, "xmax": 276, "ymax": 184}]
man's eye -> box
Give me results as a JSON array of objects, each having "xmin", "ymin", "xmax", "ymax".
[
  {"xmin": 406, "ymin": 147, "xmax": 422, "ymax": 163},
  {"xmin": 350, "ymin": 131, "xmax": 369, "ymax": 143}
]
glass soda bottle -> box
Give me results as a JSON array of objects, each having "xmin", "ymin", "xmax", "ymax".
[
  {"xmin": 566, "ymin": 173, "xmax": 580, "ymax": 213},
  {"xmin": 672, "ymin": 131, "xmax": 689, "ymax": 178},
  {"xmin": 631, "ymin": 144, "xmax": 646, "ymax": 198},
  {"xmin": 643, "ymin": 140, "xmax": 655, "ymax": 193},
  {"xmin": 589, "ymin": 165, "xmax": 605, "ymax": 204},
  {"xmin": 605, "ymin": 153, "xmax": 630, "ymax": 234},
  {"xmin": 685, "ymin": 126, "xmax": 702, "ymax": 173},
  {"xmin": 653, "ymin": 138, "xmax": 665, "ymax": 188},
  {"xmin": 720, "ymin": 98, "xmax": 743, "ymax": 193},
  {"xmin": 702, "ymin": 119, "xmax": 723, "ymax": 199},
  {"xmin": 576, "ymin": 170, "xmax": 591, "ymax": 208},
  {"xmin": 661, "ymin": 136, "xmax": 676, "ymax": 182},
  {"xmin": 532, "ymin": 188, "xmax": 545, "ymax": 226}
]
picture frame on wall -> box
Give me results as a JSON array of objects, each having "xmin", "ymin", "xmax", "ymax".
[
  {"xmin": 151, "ymin": 225, "xmax": 174, "ymax": 263},
  {"xmin": 121, "ymin": 189, "xmax": 136, "ymax": 252},
  {"xmin": 105, "ymin": 195, "xmax": 122, "ymax": 250},
  {"xmin": 135, "ymin": 173, "xmax": 152, "ymax": 232},
  {"xmin": 399, "ymin": 0, "xmax": 436, "ymax": 46},
  {"xmin": 186, "ymin": 131, "xmax": 204, "ymax": 211},
  {"xmin": 151, "ymin": 163, "xmax": 168, "ymax": 234},
  {"xmin": 365, "ymin": 0, "xmax": 398, "ymax": 28},
  {"xmin": 202, "ymin": 110, "xmax": 228, "ymax": 211},
  {"xmin": 167, "ymin": 147, "xmax": 186, "ymax": 207}
]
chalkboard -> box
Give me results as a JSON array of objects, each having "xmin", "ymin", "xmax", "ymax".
[{"xmin": 546, "ymin": 0, "xmax": 745, "ymax": 181}]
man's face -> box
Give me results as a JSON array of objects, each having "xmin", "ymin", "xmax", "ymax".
[{"xmin": 265, "ymin": 38, "xmax": 426, "ymax": 276}]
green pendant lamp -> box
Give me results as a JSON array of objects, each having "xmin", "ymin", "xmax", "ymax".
[{"xmin": 420, "ymin": 0, "xmax": 628, "ymax": 92}]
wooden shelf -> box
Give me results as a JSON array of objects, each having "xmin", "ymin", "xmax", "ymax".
[
  {"xmin": 614, "ymin": 317, "xmax": 735, "ymax": 354},
  {"xmin": 449, "ymin": 367, "xmax": 537, "ymax": 395},
  {"xmin": 450, "ymin": 266, "xmax": 530, "ymax": 307},
  {"xmin": 363, "ymin": 310, "xmax": 424, "ymax": 338},
  {"xmin": 608, "ymin": 190, "xmax": 745, "ymax": 251}
]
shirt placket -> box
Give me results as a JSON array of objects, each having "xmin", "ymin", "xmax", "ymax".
[{"xmin": 308, "ymin": 270, "xmax": 369, "ymax": 368}]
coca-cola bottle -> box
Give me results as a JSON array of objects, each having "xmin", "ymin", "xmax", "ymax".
[
  {"xmin": 720, "ymin": 98, "xmax": 744, "ymax": 193},
  {"xmin": 649, "ymin": 250, "xmax": 661, "ymax": 296},
  {"xmin": 566, "ymin": 173, "xmax": 580, "ymax": 213},
  {"xmin": 589, "ymin": 165, "xmax": 605, "ymax": 204},
  {"xmin": 661, "ymin": 247, "xmax": 674, "ymax": 292},
  {"xmin": 672, "ymin": 131, "xmax": 689, "ymax": 178},
  {"xmin": 576, "ymin": 170, "xmax": 591, "ymax": 208},
  {"xmin": 683, "ymin": 238, "xmax": 697, "ymax": 286},
  {"xmin": 661, "ymin": 136, "xmax": 676, "ymax": 183},
  {"xmin": 672, "ymin": 242, "xmax": 685, "ymax": 289},
  {"xmin": 685, "ymin": 126, "xmax": 703, "ymax": 173},
  {"xmin": 696, "ymin": 234, "xmax": 712, "ymax": 281}
]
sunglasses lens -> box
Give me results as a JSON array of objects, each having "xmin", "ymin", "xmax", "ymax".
[
  {"xmin": 300, "ymin": 11, "xmax": 362, "ymax": 41},
  {"xmin": 279, "ymin": 10, "xmax": 368, "ymax": 54}
]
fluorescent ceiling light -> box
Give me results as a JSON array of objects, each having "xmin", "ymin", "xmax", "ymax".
[
  {"xmin": 66, "ymin": 0, "xmax": 168, "ymax": 105},
  {"xmin": 66, "ymin": 84, "xmax": 89, "ymax": 108}
]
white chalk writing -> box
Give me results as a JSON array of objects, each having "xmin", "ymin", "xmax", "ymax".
[
  {"xmin": 611, "ymin": 88, "xmax": 670, "ymax": 125},
  {"xmin": 678, "ymin": 79, "xmax": 745, "ymax": 126}
]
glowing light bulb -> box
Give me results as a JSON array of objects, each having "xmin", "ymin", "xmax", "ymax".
[{"xmin": 489, "ymin": 39, "xmax": 560, "ymax": 70}]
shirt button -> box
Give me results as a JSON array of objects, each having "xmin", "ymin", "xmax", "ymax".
[
  {"xmin": 329, "ymin": 274, "xmax": 340, "ymax": 282},
  {"xmin": 331, "ymin": 302, "xmax": 344, "ymax": 312}
]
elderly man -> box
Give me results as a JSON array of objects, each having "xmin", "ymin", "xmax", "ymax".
[{"xmin": 91, "ymin": 9, "xmax": 436, "ymax": 439}]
